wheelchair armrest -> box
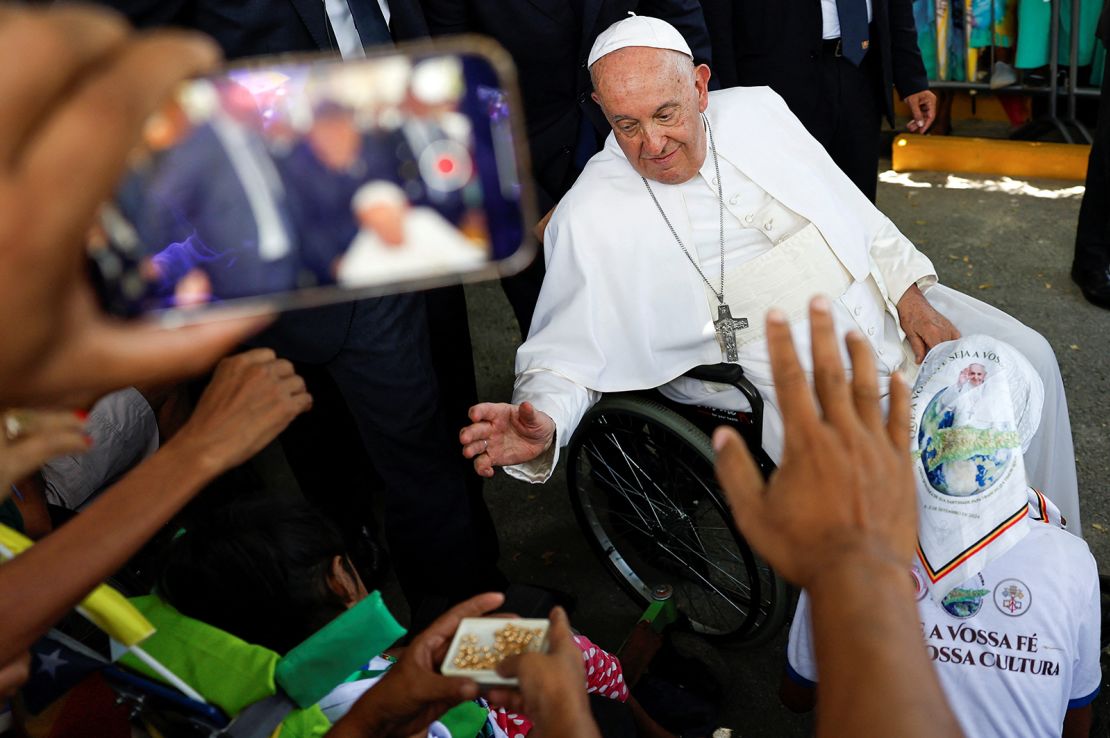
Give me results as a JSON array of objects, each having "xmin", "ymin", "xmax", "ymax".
[
  {"xmin": 682, "ymin": 363, "xmax": 743, "ymax": 385},
  {"xmin": 681, "ymin": 364, "xmax": 765, "ymax": 448}
]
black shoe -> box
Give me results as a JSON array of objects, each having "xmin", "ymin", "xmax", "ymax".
[{"xmin": 1072, "ymin": 263, "xmax": 1110, "ymax": 309}]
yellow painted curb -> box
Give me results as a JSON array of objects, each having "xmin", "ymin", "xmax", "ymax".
[{"xmin": 892, "ymin": 135, "xmax": 1090, "ymax": 181}]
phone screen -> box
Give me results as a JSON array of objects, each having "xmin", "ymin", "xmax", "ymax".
[{"xmin": 93, "ymin": 41, "xmax": 533, "ymax": 321}]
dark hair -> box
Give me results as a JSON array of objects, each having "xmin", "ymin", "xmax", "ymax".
[{"xmin": 156, "ymin": 498, "xmax": 354, "ymax": 655}]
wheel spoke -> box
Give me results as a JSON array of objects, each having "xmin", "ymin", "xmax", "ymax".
[{"xmin": 571, "ymin": 401, "xmax": 785, "ymax": 641}]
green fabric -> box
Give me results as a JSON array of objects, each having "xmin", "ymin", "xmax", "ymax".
[
  {"xmin": 275, "ymin": 704, "xmax": 332, "ymax": 738},
  {"xmin": 120, "ymin": 595, "xmax": 280, "ymax": 717},
  {"xmin": 1016, "ymin": 0, "xmax": 1103, "ymax": 68},
  {"xmin": 275, "ymin": 591, "xmax": 406, "ymax": 708},
  {"xmin": 438, "ymin": 701, "xmax": 490, "ymax": 738},
  {"xmin": 1092, "ymin": 40, "xmax": 1106, "ymax": 86}
]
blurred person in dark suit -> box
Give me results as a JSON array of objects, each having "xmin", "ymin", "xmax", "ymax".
[
  {"xmin": 1072, "ymin": 0, "xmax": 1110, "ymax": 309},
  {"xmin": 421, "ymin": 0, "xmax": 713, "ymax": 334},
  {"xmin": 701, "ymin": 0, "xmax": 936, "ymax": 202},
  {"xmin": 96, "ymin": 0, "xmax": 503, "ymax": 625}
]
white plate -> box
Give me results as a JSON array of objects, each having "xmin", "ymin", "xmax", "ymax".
[{"xmin": 441, "ymin": 617, "xmax": 550, "ymax": 686}]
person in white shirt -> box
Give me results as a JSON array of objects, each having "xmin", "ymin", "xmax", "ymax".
[
  {"xmin": 783, "ymin": 336, "xmax": 1101, "ymax": 738},
  {"xmin": 457, "ymin": 14, "xmax": 1081, "ymax": 533}
]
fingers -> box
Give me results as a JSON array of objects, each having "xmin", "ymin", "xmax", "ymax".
[
  {"xmin": 765, "ymin": 308, "xmax": 818, "ymax": 432},
  {"xmin": 230, "ymin": 347, "xmax": 279, "ymax": 366},
  {"xmin": 473, "ymin": 455, "xmax": 496, "ymax": 478},
  {"xmin": 468, "ymin": 403, "xmax": 504, "ymax": 423},
  {"xmin": 459, "ymin": 420, "xmax": 491, "ymax": 447},
  {"xmin": 276, "ymin": 373, "xmax": 307, "ymax": 397},
  {"xmin": 419, "ymin": 674, "xmax": 480, "ymax": 704},
  {"xmin": 712, "ymin": 426, "xmax": 766, "ymax": 542},
  {"xmin": 269, "ymin": 358, "xmax": 296, "ymax": 379},
  {"xmin": 4, "ymin": 425, "xmax": 89, "ymax": 482},
  {"xmin": 22, "ymin": 29, "xmax": 222, "ymax": 249},
  {"xmin": 518, "ymin": 401, "xmax": 537, "ymax": 427},
  {"xmin": 484, "ymin": 685, "xmax": 526, "ymax": 713},
  {"xmin": 0, "ymin": 6, "xmax": 129, "ymax": 166},
  {"xmin": 495, "ymin": 652, "xmax": 526, "ymax": 679},
  {"xmin": 886, "ymin": 372, "xmax": 911, "ymax": 456},
  {"xmin": 545, "ymin": 606, "xmax": 573, "ymax": 651},
  {"xmin": 808, "ymin": 297, "xmax": 854, "ymax": 429},
  {"xmin": 7, "ymin": 409, "xmax": 85, "ymax": 438},
  {"xmin": 462, "ymin": 439, "xmax": 489, "ymax": 460},
  {"xmin": 919, "ymin": 95, "xmax": 938, "ymax": 132},
  {"xmin": 907, "ymin": 332, "xmax": 926, "ymax": 365},
  {"xmin": 416, "ymin": 593, "xmax": 506, "ymax": 651},
  {"xmin": 906, "ymin": 97, "xmax": 925, "ymax": 132},
  {"xmin": 845, "ymin": 332, "xmax": 882, "ymax": 432},
  {"xmin": 0, "ymin": 652, "xmax": 30, "ymax": 700},
  {"xmin": 31, "ymin": 313, "xmax": 273, "ymax": 406}
]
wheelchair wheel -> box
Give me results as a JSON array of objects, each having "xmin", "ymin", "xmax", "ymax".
[{"xmin": 568, "ymin": 395, "xmax": 788, "ymax": 646}]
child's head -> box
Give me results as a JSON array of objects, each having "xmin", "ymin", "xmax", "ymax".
[{"xmin": 157, "ymin": 498, "xmax": 368, "ymax": 654}]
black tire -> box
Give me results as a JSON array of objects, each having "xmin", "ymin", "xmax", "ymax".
[{"xmin": 567, "ymin": 395, "xmax": 788, "ymax": 646}]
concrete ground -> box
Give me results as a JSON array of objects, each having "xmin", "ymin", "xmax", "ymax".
[{"xmin": 453, "ymin": 164, "xmax": 1110, "ymax": 736}]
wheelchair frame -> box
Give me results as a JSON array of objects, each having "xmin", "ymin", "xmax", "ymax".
[{"xmin": 566, "ymin": 363, "xmax": 788, "ymax": 646}]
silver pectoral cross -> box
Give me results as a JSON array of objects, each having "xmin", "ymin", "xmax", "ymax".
[{"xmin": 714, "ymin": 303, "xmax": 749, "ymax": 362}]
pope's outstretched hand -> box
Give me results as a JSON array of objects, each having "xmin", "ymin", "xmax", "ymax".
[{"xmin": 460, "ymin": 402, "xmax": 555, "ymax": 478}]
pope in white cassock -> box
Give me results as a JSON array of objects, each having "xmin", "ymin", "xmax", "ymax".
[{"xmin": 459, "ymin": 15, "xmax": 1082, "ymax": 533}]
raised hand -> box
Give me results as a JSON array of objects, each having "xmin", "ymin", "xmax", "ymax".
[
  {"xmin": 167, "ymin": 349, "xmax": 312, "ymax": 473},
  {"xmin": 460, "ymin": 401, "xmax": 556, "ymax": 478},
  {"xmin": 713, "ymin": 296, "xmax": 917, "ymax": 589}
]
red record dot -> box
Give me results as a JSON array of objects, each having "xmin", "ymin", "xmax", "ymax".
[{"xmin": 437, "ymin": 156, "xmax": 456, "ymax": 174}]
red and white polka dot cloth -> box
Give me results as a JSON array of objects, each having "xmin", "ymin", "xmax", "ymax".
[{"xmin": 489, "ymin": 635, "xmax": 628, "ymax": 737}]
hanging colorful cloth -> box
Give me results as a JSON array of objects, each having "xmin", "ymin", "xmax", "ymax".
[
  {"xmin": 1016, "ymin": 0, "xmax": 1103, "ymax": 69},
  {"xmin": 969, "ymin": 0, "xmax": 1017, "ymax": 48},
  {"xmin": 915, "ymin": 0, "xmax": 940, "ymax": 79}
]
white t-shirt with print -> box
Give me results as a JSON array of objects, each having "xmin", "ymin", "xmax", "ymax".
[{"xmin": 786, "ymin": 524, "xmax": 1101, "ymax": 738}]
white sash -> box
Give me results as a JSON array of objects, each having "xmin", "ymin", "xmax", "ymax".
[{"xmin": 703, "ymin": 222, "xmax": 853, "ymax": 353}]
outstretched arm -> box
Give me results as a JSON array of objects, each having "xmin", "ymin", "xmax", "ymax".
[
  {"xmin": 460, "ymin": 401, "xmax": 556, "ymax": 478},
  {"xmin": 714, "ymin": 297, "xmax": 963, "ymax": 738},
  {"xmin": 0, "ymin": 350, "xmax": 310, "ymax": 666}
]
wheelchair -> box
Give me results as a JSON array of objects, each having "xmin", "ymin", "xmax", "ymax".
[{"xmin": 566, "ymin": 363, "xmax": 789, "ymax": 647}]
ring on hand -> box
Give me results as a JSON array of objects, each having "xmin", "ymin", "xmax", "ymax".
[
  {"xmin": 3, "ymin": 412, "xmax": 27, "ymax": 441},
  {"xmin": 483, "ymin": 439, "xmax": 489, "ymax": 453}
]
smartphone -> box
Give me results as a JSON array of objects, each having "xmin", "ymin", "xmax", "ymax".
[{"xmin": 92, "ymin": 38, "xmax": 535, "ymax": 323}]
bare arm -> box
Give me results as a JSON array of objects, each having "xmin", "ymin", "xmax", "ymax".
[
  {"xmin": 714, "ymin": 297, "xmax": 963, "ymax": 738},
  {"xmin": 0, "ymin": 350, "xmax": 310, "ymax": 665},
  {"xmin": 1062, "ymin": 705, "xmax": 1092, "ymax": 738}
]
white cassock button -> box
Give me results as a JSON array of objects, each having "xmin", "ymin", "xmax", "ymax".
[
  {"xmin": 853, "ymin": 306, "xmax": 862, "ymax": 316},
  {"xmin": 744, "ymin": 214, "xmax": 754, "ymax": 223},
  {"xmin": 711, "ymin": 177, "xmax": 719, "ymax": 187},
  {"xmin": 729, "ymin": 195, "xmax": 740, "ymax": 205},
  {"xmin": 867, "ymin": 326, "xmax": 876, "ymax": 336},
  {"xmin": 763, "ymin": 220, "xmax": 774, "ymax": 231},
  {"xmin": 878, "ymin": 348, "xmax": 885, "ymax": 356}
]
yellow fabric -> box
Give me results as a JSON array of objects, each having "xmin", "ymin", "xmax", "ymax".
[{"xmin": 0, "ymin": 524, "xmax": 155, "ymax": 646}]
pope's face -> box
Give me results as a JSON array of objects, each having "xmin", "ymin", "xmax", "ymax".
[
  {"xmin": 967, "ymin": 364, "xmax": 987, "ymax": 386},
  {"xmin": 591, "ymin": 48, "xmax": 711, "ymax": 185}
]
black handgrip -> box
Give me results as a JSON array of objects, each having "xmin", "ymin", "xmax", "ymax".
[{"xmin": 682, "ymin": 363, "xmax": 765, "ymax": 449}]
